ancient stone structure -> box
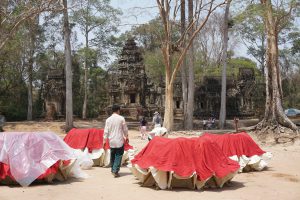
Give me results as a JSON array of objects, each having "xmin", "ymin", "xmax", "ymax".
[
  {"xmin": 108, "ymin": 38, "xmax": 262, "ymax": 121},
  {"xmin": 194, "ymin": 68, "xmax": 264, "ymax": 118},
  {"xmin": 108, "ymin": 38, "xmax": 173, "ymax": 120},
  {"xmin": 43, "ymin": 69, "xmax": 65, "ymax": 120}
]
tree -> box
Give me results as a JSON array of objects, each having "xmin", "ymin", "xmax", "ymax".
[
  {"xmin": 180, "ymin": 0, "xmax": 188, "ymax": 128},
  {"xmin": 255, "ymin": 0, "xmax": 299, "ymax": 137},
  {"xmin": 71, "ymin": 0, "xmax": 121, "ymax": 119},
  {"xmin": 234, "ymin": 1, "xmax": 298, "ymax": 75},
  {"xmin": 219, "ymin": 0, "xmax": 232, "ymax": 129},
  {"xmin": 26, "ymin": 16, "xmax": 40, "ymax": 121},
  {"xmin": 156, "ymin": 0, "xmax": 226, "ymax": 130},
  {"xmin": 63, "ymin": 0, "xmax": 73, "ymax": 131},
  {"xmin": 233, "ymin": 3, "xmax": 266, "ymax": 74},
  {"xmin": 0, "ymin": 0, "xmax": 63, "ymax": 50}
]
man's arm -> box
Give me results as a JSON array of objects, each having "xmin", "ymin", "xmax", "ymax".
[
  {"xmin": 103, "ymin": 119, "xmax": 109, "ymax": 145},
  {"xmin": 122, "ymin": 118, "xmax": 128, "ymax": 140}
]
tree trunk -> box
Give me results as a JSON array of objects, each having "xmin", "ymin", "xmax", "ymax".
[
  {"xmin": 27, "ymin": 63, "xmax": 33, "ymax": 121},
  {"xmin": 260, "ymin": 34, "xmax": 266, "ymax": 75},
  {"xmin": 82, "ymin": 18, "xmax": 89, "ymax": 120},
  {"xmin": 258, "ymin": 0, "xmax": 297, "ymax": 131},
  {"xmin": 180, "ymin": 0, "xmax": 188, "ymax": 127},
  {"xmin": 26, "ymin": 17, "xmax": 38, "ymax": 121},
  {"xmin": 185, "ymin": 0, "xmax": 195, "ymax": 130},
  {"xmin": 219, "ymin": 0, "xmax": 231, "ymax": 129},
  {"xmin": 163, "ymin": 83, "xmax": 174, "ymax": 131},
  {"xmin": 63, "ymin": 0, "xmax": 73, "ymax": 131},
  {"xmin": 82, "ymin": 53, "xmax": 88, "ymax": 119}
]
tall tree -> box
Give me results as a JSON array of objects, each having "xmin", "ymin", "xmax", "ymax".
[
  {"xmin": 0, "ymin": 0, "xmax": 62, "ymax": 50},
  {"xmin": 180, "ymin": 0, "xmax": 188, "ymax": 128},
  {"xmin": 71, "ymin": 0, "xmax": 120, "ymax": 119},
  {"xmin": 26, "ymin": 16, "xmax": 40, "ymax": 121},
  {"xmin": 256, "ymin": 0, "xmax": 298, "ymax": 135},
  {"xmin": 233, "ymin": 4, "xmax": 266, "ymax": 74},
  {"xmin": 219, "ymin": 0, "xmax": 231, "ymax": 129},
  {"xmin": 156, "ymin": 0, "xmax": 226, "ymax": 130},
  {"xmin": 185, "ymin": 0, "xmax": 195, "ymax": 130},
  {"xmin": 63, "ymin": 0, "xmax": 73, "ymax": 131}
]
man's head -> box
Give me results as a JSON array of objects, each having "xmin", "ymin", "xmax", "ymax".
[{"xmin": 112, "ymin": 104, "xmax": 120, "ymax": 114}]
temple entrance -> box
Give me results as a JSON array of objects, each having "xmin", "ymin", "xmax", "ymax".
[{"xmin": 130, "ymin": 94, "xmax": 136, "ymax": 104}]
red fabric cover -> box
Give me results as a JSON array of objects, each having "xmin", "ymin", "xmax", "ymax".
[
  {"xmin": 0, "ymin": 161, "xmax": 63, "ymax": 181},
  {"xmin": 64, "ymin": 128, "xmax": 90, "ymax": 149},
  {"xmin": 64, "ymin": 128, "xmax": 133, "ymax": 151},
  {"xmin": 64, "ymin": 128, "xmax": 103, "ymax": 152},
  {"xmin": 131, "ymin": 137, "xmax": 239, "ymax": 181},
  {"xmin": 202, "ymin": 132, "xmax": 266, "ymax": 157}
]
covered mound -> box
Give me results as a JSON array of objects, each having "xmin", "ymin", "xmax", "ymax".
[
  {"xmin": 202, "ymin": 132, "xmax": 272, "ymax": 172},
  {"xmin": 64, "ymin": 128, "xmax": 134, "ymax": 167},
  {"xmin": 0, "ymin": 132, "xmax": 78, "ymax": 186},
  {"xmin": 129, "ymin": 136, "xmax": 239, "ymax": 190}
]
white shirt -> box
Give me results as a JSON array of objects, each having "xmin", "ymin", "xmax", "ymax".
[{"xmin": 104, "ymin": 113, "xmax": 128, "ymax": 148}]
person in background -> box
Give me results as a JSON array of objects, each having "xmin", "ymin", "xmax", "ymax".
[
  {"xmin": 0, "ymin": 113, "xmax": 5, "ymax": 132},
  {"xmin": 139, "ymin": 116, "xmax": 147, "ymax": 140},
  {"xmin": 152, "ymin": 111, "xmax": 162, "ymax": 128},
  {"xmin": 104, "ymin": 105, "xmax": 128, "ymax": 178}
]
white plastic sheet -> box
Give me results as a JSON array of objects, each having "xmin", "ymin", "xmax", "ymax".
[{"xmin": 0, "ymin": 132, "xmax": 76, "ymax": 186}]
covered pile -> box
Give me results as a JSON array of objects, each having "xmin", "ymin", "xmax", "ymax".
[
  {"xmin": 64, "ymin": 128, "xmax": 134, "ymax": 168},
  {"xmin": 0, "ymin": 131, "xmax": 79, "ymax": 186},
  {"xmin": 129, "ymin": 136, "xmax": 239, "ymax": 190},
  {"xmin": 202, "ymin": 132, "xmax": 272, "ymax": 172}
]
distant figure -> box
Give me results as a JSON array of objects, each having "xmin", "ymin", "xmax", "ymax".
[
  {"xmin": 104, "ymin": 105, "xmax": 128, "ymax": 178},
  {"xmin": 140, "ymin": 116, "xmax": 147, "ymax": 140},
  {"xmin": 0, "ymin": 114, "xmax": 5, "ymax": 132},
  {"xmin": 152, "ymin": 111, "xmax": 162, "ymax": 128},
  {"xmin": 203, "ymin": 119, "xmax": 207, "ymax": 130}
]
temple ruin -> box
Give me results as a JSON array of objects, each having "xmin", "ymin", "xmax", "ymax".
[
  {"xmin": 43, "ymin": 69, "xmax": 65, "ymax": 120},
  {"xmin": 108, "ymin": 38, "xmax": 264, "ymax": 121},
  {"xmin": 107, "ymin": 38, "xmax": 167, "ymax": 120}
]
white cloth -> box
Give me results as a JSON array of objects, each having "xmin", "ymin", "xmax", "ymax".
[
  {"xmin": 104, "ymin": 113, "xmax": 128, "ymax": 148},
  {"xmin": 148, "ymin": 127, "xmax": 168, "ymax": 140}
]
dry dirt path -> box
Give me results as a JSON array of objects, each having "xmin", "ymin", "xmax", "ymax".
[{"xmin": 1, "ymin": 122, "xmax": 300, "ymax": 200}]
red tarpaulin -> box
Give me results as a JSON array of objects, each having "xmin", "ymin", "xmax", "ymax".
[
  {"xmin": 131, "ymin": 136, "xmax": 239, "ymax": 181},
  {"xmin": 64, "ymin": 128, "xmax": 133, "ymax": 152},
  {"xmin": 201, "ymin": 132, "xmax": 266, "ymax": 157}
]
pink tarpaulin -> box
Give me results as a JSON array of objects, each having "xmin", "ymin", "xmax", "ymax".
[
  {"xmin": 131, "ymin": 136, "xmax": 239, "ymax": 181},
  {"xmin": 0, "ymin": 132, "xmax": 76, "ymax": 186},
  {"xmin": 201, "ymin": 132, "xmax": 266, "ymax": 157},
  {"xmin": 64, "ymin": 128, "xmax": 133, "ymax": 151}
]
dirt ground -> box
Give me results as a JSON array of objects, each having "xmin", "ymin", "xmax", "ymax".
[{"xmin": 1, "ymin": 121, "xmax": 300, "ymax": 200}]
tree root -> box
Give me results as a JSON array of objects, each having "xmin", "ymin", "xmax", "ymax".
[{"xmin": 245, "ymin": 121, "xmax": 299, "ymax": 144}]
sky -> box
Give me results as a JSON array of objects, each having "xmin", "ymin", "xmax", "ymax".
[
  {"xmin": 109, "ymin": 0, "xmax": 248, "ymax": 58},
  {"xmin": 110, "ymin": 0, "xmax": 158, "ymax": 33}
]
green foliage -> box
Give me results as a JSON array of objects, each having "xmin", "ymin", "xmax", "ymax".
[
  {"xmin": 144, "ymin": 49, "xmax": 165, "ymax": 83},
  {"xmin": 71, "ymin": 0, "xmax": 122, "ymax": 63},
  {"xmin": 87, "ymin": 66, "xmax": 108, "ymax": 117},
  {"xmin": 195, "ymin": 57, "xmax": 260, "ymax": 79}
]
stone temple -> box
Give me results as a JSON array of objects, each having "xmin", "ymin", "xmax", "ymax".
[
  {"xmin": 107, "ymin": 38, "xmax": 264, "ymax": 121},
  {"xmin": 42, "ymin": 38, "xmax": 264, "ymax": 122},
  {"xmin": 107, "ymin": 38, "xmax": 168, "ymax": 120}
]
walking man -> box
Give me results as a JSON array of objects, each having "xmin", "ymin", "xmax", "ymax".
[{"xmin": 104, "ymin": 105, "xmax": 128, "ymax": 178}]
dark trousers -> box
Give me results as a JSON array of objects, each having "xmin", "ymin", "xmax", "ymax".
[{"xmin": 110, "ymin": 145, "xmax": 124, "ymax": 173}]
